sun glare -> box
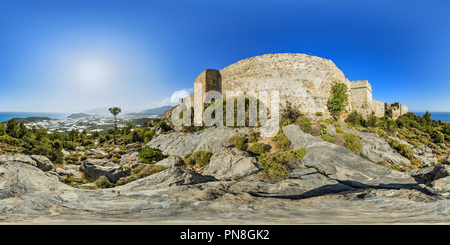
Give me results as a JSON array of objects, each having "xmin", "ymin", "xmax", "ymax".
[{"xmin": 74, "ymin": 60, "xmax": 111, "ymax": 88}]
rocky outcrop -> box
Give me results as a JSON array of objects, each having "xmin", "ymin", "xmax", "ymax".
[
  {"xmin": 201, "ymin": 143, "xmax": 260, "ymax": 180},
  {"xmin": 282, "ymin": 125, "xmax": 423, "ymax": 189},
  {"xmin": 30, "ymin": 155, "xmax": 54, "ymax": 171},
  {"xmin": 79, "ymin": 159, "xmax": 129, "ymax": 183},
  {"xmin": 155, "ymin": 156, "xmax": 183, "ymax": 168},
  {"xmin": 412, "ymin": 144, "xmax": 438, "ymax": 166},
  {"xmin": 0, "ymin": 154, "xmax": 54, "ymax": 172},
  {"xmin": 147, "ymin": 126, "xmax": 249, "ymax": 158}
]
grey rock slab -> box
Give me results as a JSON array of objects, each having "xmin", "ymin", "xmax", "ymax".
[
  {"xmin": 327, "ymin": 124, "xmax": 337, "ymax": 136},
  {"xmin": 282, "ymin": 124, "xmax": 324, "ymax": 150},
  {"xmin": 201, "ymin": 143, "xmax": 260, "ymax": 180},
  {"xmin": 301, "ymin": 141, "xmax": 424, "ymax": 189},
  {"xmin": 412, "ymin": 145, "xmax": 438, "ymax": 166},
  {"xmin": 259, "ymin": 118, "xmax": 279, "ymax": 138},
  {"xmin": 147, "ymin": 126, "xmax": 249, "ymax": 158},
  {"xmin": 155, "ymin": 156, "xmax": 183, "ymax": 168},
  {"xmin": 30, "ymin": 155, "xmax": 54, "ymax": 171},
  {"xmin": 228, "ymin": 168, "xmax": 354, "ymax": 199},
  {"xmin": 118, "ymin": 151, "xmax": 139, "ymax": 166},
  {"xmin": 0, "ymin": 154, "xmax": 37, "ymax": 168},
  {"xmin": 113, "ymin": 166, "xmax": 216, "ymax": 192},
  {"xmin": 79, "ymin": 159, "xmax": 128, "ymax": 183}
]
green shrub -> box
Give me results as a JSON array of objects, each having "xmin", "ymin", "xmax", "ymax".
[
  {"xmin": 315, "ymin": 112, "xmax": 323, "ymax": 117},
  {"xmin": 247, "ymin": 142, "xmax": 269, "ymax": 155},
  {"xmin": 335, "ymin": 127, "xmax": 345, "ymax": 134},
  {"xmin": 281, "ymin": 101, "xmax": 302, "ymax": 126},
  {"xmin": 273, "ymin": 133, "xmax": 291, "ymax": 150},
  {"xmin": 296, "ymin": 116, "xmax": 312, "ymax": 133},
  {"xmin": 321, "ymin": 134, "xmax": 334, "ymax": 142},
  {"xmin": 345, "ymin": 110, "xmax": 367, "ymax": 127},
  {"xmin": 257, "ymin": 152, "xmax": 290, "ymax": 181},
  {"xmin": 293, "ymin": 148, "xmax": 307, "ymax": 160},
  {"xmin": 229, "ymin": 135, "xmax": 247, "ymax": 150},
  {"xmin": 248, "ymin": 130, "xmax": 260, "ymax": 143},
  {"xmin": 110, "ymin": 157, "xmax": 119, "ymax": 163},
  {"xmin": 319, "ymin": 122, "xmax": 328, "ymax": 135},
  {"xmin": 344, "ymin": 133, "xmax": 363, "ymax": 155},
  {"xmin": 327, "ymin": 81, "xmax": 349, "ymax": 118},
  {"xmin": 387, "ymin": 138, "xmax": 414, "ymax": 160},
  {"xmin": 95, "ymin": 176, "xmax": 111, "ymax": 189},
  {"xmin": 185, "ymin": 151, "xmax": 213, "ymax": 167},
  {"xmin": 138, "ymin": 146, "xmax": 165, "ymax": 163}
]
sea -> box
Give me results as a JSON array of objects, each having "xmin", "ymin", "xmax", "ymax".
[
  {"xmin": 411, "ymin": 112, "xmax": 450, "ymax": 123},
  {"xmin": 0, "ymin": 112, "xmax": 71, "ymax": 123}
]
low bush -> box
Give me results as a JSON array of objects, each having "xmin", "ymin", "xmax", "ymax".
[
  {"xmin": 318, "ymin": 122, "xmax": 328, "ymax": 135},
  {"xmin": 293, "ymin": 148, "xmax": 307, "ymax": 160},
  {"xmin": 138, "ymin": 146, "xmax": 165, "ymax": 163},
  {"xmin": 229, "ymin": 135, "xmax": 247, "ymax": 150},
  {"xmin": 272, "ymin": 133, "xmax": 291, "ymax": 150},
  {"xmin": 315, "ymin": 112, "xmax": 323, "ymax": 117},
  {"xmin": 387, "ymin": 138, "xmax": 414, "ymax": 160},
  {"xmin": 335, "ymin": 127, "xmax": 345, "ymax": 134},
  {"xmin": 248, "ymin": 130, "xmax": 261, "ymax": 143},
  {"xmin": 185, "ymin": 151, "xmax": 213, "ymax": 167},
  {"xmin": 257, "ymin": 149, "xmax": 306, "ymax": 181},
  {"xmin": 344, "ymin": 133, "xmax": 363, "ymax": 155},
  {"xmin": 247, "ymin": 142, "xmax": 269, "ymax": 155},
  {"xmin": 95, "ymin": 176, "xmax": 111, "ymax": 189},
  {"xmin": 321, "ymin": 134, "xmax": 333, "ymax": 142},
  {"xmin": 296, "ymin": 116, "xmax": 312, "ymax": 133}
]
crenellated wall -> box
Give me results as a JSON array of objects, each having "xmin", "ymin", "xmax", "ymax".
[{"xmin": 180, "ymin": 53, "xmax": 408, "ymax": 121}]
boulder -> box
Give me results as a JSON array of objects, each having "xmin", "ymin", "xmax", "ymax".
[
  {"xmin": 114, "ymin": 166, "xmax": 216, "ymax": 192},
  {"xmin": 201, "ymin": 143, "xmax": 260, "ymax": 180},
  {"xmin": 411, "ymin": 145, "xmax": 437, "ymax": 166},
  {"xmin": 282, "ymin": 124, "xmax": 324, "ymax": 149},
  {"xmin": 228, "ymin": 167, "xmax": 354, "ymax": 199},
  {"xmin": 86, "ymin": 148, "xmax": 108, "ymax": 156},
  {"xmin": 147, "ymin": 126, "xmax": 249, "ymax": 158},
  {"xmin": 155, "ymin": 156, "xmax": 183, "ymax": 168},
  {"xmin": 442, "ymin": 155, "xmax": 450, "ymax": 164},
  {"xmin": 342, "ymin": 127, "xmax": 411, "ymax": 165},
  {"xmin": 259, "ymin": 118, "xmax": 279, "ymax": 138},
  {"xmin": 300, "ymin": 142, "xmax": 423, "ymax": 189},
  {"xmin": 433, "ymin": 164, "xmax": 450, "ymax": 180},
  {"xmin": 30, "ymin": 155, "xmax": 54, "ymax": 171},
  {"xmin": 79, "ymin": 159, "xmax": 129, "ymax": 183},
  {"xmin": 118, "ymin": 151, "xmax": 140, "ymax": 166},
  {"xmin": 0, "ymin": 154, "xmax": 37, "ymax": 168},
  {"xmin": 327, "ymin": 124, "xmax": 337, "ymax": 136}
]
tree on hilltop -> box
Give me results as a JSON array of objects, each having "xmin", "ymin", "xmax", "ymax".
[{"xmin": 109, "ymin": 106, "xmax": 121, "ymax": 145}]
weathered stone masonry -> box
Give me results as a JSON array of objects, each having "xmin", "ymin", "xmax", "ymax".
[{"xmin": 181, "ymin": 53, "xmax": 408, "ymax": 120}]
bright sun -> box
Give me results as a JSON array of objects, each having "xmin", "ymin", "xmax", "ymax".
[{"xmin": 74, "ymin": 60, "xmax": 111, "ymax": 88}]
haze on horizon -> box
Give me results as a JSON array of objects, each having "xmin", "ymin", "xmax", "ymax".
[{"xmin": 0, "ymin": 0, "xmax": 449, "ymax": 113}]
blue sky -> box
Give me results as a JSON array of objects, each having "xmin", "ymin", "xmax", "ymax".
[{"xmin": 0, "ymin": 0, "xmax": 449, "ymax": 113}]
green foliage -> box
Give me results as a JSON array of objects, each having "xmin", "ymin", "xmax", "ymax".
[
  {"xmin": 315, "ymin": 111, "xmax": 323, "ymax": 117},
  {"xmin": 248, "ymin": 130, "xmax": 260, "ymax": 143},
  {"xmin": 185, "ymin": 151, "xmax": 213, "ymax": 167},
  {"xmin": 95, "ymin": 176, "xmax": 112, "ymax": 189},
  {"xmin": 293, "ymin": 148, "xmax": 307, "ymax": 160},
  {"xmin": 137, "ymin": 146, "xmax": 165, "ymax": 163},
  {"xmin": 386, "ymin": 138, "xmax": 414, "ymax": 160},
  {"xmin": 273, "ymin": 133, "xmax": 291, "ymax": 150},
  {"xmin": 321, "ymin": 134, "xmax": 334, "ymax": 142},
  {"xmin": 335, "ymin": 127, "xmax": 345, "ymax": 134},
  {"xmin": 157, "ymin": 121, "xmax": 171, "ymax": 134},
  {"xmin": 256, "ymin": 149, "xmax": 306, "ymax": 181},
  {"xmin": 229, "ymin": 135, "xmax": 248, "ymax": 150},
  {"xmin": 318, "ymin": 122, "xmax": 328, "ymax": 135},
  {"xmin": 247, "ymin": 142, "xmax": 269, "ymax": 155},
  {"xmin": 343, "ymin": 133, "xmax": 363, "ymax": 155},
  {"xmin": 116, "ymin": 164, "xmax": 167, "ymax": 186},
  {"xmin": 327, "ymin": 81, "xmax": 349, "ymax": 118},
  {"xmin": 345, "ymin": 111, "xmax": 367, "ymax": 127},
  {"xmin": 295, "ymin": 116, "xmax": 312, "ymax": 133},
  {"xmin": 281, "ymin": 101, "xmax": 302, "ymax": 126}
]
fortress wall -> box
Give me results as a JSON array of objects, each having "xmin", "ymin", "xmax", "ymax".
[
  {"xmin": 219, "ymin": 53, "xmax": 352, "ymax": 117},
  {"xmin": 400, "ymin": 104, "xmax": 408, "ymax": 115},
  {"xmin": 350, "ymin": 80, "xmax": 372, "ymax": 118},
  {"xmin": 193, "ymin": 69, "xmax": 222, "ymax": 101},
  {"xmin": 371, "ymin": 99, "xmax": 386, "ymax": 117}
]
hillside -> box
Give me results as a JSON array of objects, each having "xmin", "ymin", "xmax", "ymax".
[
  {"xmin": 67, "ymin": 113, "xmax": 92, "ymax": 119},
  {"xmin": 1, "ymin": 117, "xmax": 52, "ymax": 123},
  {"xmin": 139, "ymin": 106, "xmax": 173, "ymax": 115}
]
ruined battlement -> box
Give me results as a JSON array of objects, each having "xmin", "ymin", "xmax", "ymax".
[{"xmin": 181, "ymin": 53, "xmax": 407, "ymax": 120}]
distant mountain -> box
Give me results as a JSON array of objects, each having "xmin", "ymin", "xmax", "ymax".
[
  {"xmin": 67, "ymin": 113, "xmax": 92, "ymax": 119},
  {"xmin": 84, "ymin": 108, "xmax": 110, "ymax": 114},
  {"xmin": 2, "ymin": 117, "xmax": 52, "ymax": 123},
  {"xmin": 139, "ymin": 106, "xmax": 173, "ymax": 115}
]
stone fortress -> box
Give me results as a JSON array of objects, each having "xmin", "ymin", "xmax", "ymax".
[{"xmin": 181, "ymin": 53, "xmax": 408, "ymax": 120}]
